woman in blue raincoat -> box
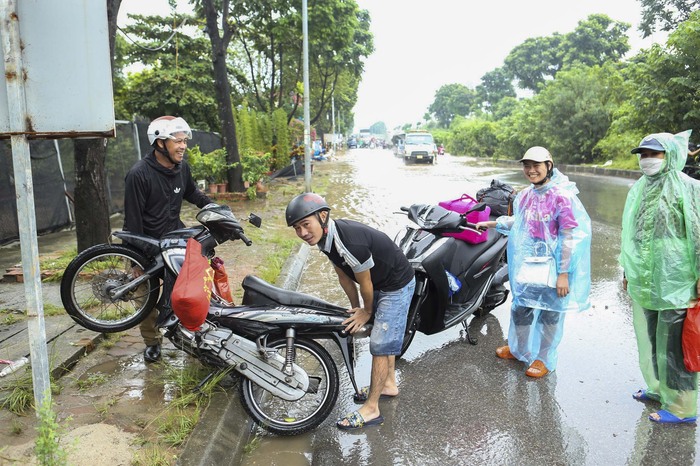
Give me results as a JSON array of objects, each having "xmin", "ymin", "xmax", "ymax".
[
  {"xmin": 476, "ymin": 146, "xmax": 591, "ymax": 378},
  {"xmin": 620, "ymin": 130, "xmax": 700, "ymax": 424}
]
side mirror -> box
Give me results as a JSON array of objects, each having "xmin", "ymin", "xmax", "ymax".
[
  {"xmin": 248, "ymin": 214, "xmax": 262, "ymax": 228},
  {"xmin": 466, "ymin": 203, "xmax": 488, "ymax": 213}
]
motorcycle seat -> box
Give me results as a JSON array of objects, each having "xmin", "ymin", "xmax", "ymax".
[{"xmin": 241, "ymin": 275, "xmax": 347, "ymax": 314}]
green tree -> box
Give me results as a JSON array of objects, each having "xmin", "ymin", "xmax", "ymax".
[
  {"xmin": 475, "ymin": 67, "xmax": 516, "ymax": 113},
  {"xmin": 72, "ymin": 0, "xmax": 121, "ymax": 252},
  {"xmin": 613, "ymin": 11, "xmax": 700, "ymax": 136},
  {"xmin": 638, "ymin": 0, "xmax": 700, "ymax": 37},
  {"xmin": 559, "ymin": 14, "xmax": 630, "ymax": 67},
  {"xmin": 196, "ymin": 0, "xmax": 244, "ymax": 192},
  {"xmin": 428, "ymin": 83, "xmax": 478, "ymax": 127},
  {"xmin": 117, "ymin": 13, "xmax": 219, "ymax": 130},
  {"xmin": 226, "ymin": 0, "xmax": 372, "ymax": 128},
  {"xmin": 504, "ymin": 35, "xmax": 563, "ymax": 92},
  {"xmin": 272, "ymin": 108, "xmax": 291, "ymax": 169},
  {"xmin": 504, "ymin": 15, "xmax": 629, "ymax": 92},
  {"xmin": 532, "ymin": 64, "xmax": 626, "ymax": 163}
]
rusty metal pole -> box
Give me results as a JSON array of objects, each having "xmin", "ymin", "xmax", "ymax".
[{"xmin": 0, "ymin": 0, "xmax": 52, "ymax": 407}]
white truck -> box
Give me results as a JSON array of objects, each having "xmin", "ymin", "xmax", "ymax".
[{"xmin": 401, "ymin": 130, "xmax": 437, "ymax": 164}]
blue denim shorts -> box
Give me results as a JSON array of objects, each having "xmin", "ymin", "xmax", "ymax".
[{"xmin": 370, "ymin": 277, "xmax": 416, "ymax": 356}]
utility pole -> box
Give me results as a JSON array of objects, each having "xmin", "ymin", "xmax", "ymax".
[
  {"xmin": 331, "ymin": 95, "xmax": 336, "ymax": 152},
  {"xmin": 302, "ymin": 0, "xmax": 312, "ymax": 192}
]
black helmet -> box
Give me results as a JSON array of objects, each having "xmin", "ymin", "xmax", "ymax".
[{"xmin": 286, "ymin": 193, "xmax": 330, "ymax": 226}]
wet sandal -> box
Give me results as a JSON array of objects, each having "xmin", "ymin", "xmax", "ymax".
[
  {"xmin": 352, "ymin": 386, "xmax": 398, "ymax": 404},
  {"xmin": 336, "ymin": 411, "xmax": 385, "ymax": 430},
  {"xmin": 649, "ymin": 409, "xmax": 697, "ymax": 424},
  {"xmin": 496, "ymin": 346, "xmax": 517, "ymax": 360},
  {"xmin": 525, "ymin": 360, "xmax": 550, "ymax": 378},
  {"xmin": 632, "ymin": 389, "xmax": 658, "ymax": 403}
]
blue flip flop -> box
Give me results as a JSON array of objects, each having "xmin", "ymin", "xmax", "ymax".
[
  {"xmin": 632, "ymin": 389, "xmax": 658, "ymax": 402},
  {"xmin": 649, "ymin": 409, "xmax": 697, "ymax": 424},
  {"xmin": 336, "ymin": 410, "xmax": 385, "ymax": 430},
  {"xmin": 352, "ymin": 386, "xmax": 398, "ymax": 404}
]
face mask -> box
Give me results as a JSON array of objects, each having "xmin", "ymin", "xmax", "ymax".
[{"xmin": 639, "ymin": 158, "xmax": 664, "ymax": 176}]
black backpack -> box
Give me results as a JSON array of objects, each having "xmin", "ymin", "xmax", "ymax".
[{"xmin": 476, "ymin": 179, "xmax": 517, "ymax": 217}]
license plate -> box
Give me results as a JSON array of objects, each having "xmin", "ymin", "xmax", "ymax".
[{"xmin": 416, "ymin": 155, "xmax": 423, "ymax": 159}]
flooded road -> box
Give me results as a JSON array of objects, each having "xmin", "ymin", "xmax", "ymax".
[{"xmin": 242, "ymin": 149, "xmax": 698, "ymax": 465}]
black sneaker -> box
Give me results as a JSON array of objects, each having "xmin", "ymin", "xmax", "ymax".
[{"xmin": 143, "ymin": 344, "xmax": 161, "ymax": 363}]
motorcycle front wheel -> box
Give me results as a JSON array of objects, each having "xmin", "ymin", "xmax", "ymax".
[
  {"xmin": 238, "ymin": 337, "xmax": 339, "ymax": 436},
  {"xmin": 399, "ymin": 292, "xmax": 423, "ymax": 357},
  {"xmin": 60, "ymin": 244, "xmax": 161, "ymax": 332}
]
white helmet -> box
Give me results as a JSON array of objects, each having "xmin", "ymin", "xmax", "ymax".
[
  {"xmin": 519, "ymin": 146, "xmax": 553, "ymax": 163},
  {"xmin": 147, "ymin": 116, "xmax": 192, "ymax": 145}
]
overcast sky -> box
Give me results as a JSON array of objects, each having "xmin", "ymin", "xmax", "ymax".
[{"xmin": 119, "ymin": 0, "xmax": 667, "ymax": 133}]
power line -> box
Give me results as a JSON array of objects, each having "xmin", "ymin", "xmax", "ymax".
[{"xmin": 117, "ymin": 19, "xmax": 187, "ymax": 52}]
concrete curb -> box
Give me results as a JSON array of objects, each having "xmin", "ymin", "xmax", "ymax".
[
  {"xmin": 177, "ymin": 243, "xmax": 310, "ymax": 466},
  {"xmin": 0, "ymin": 310, "xmax": 104, "ymax": 393},
  {"xmin": 276, "ymin": 243, "xmax": 310, "ymax": 292},
  {"xmin": 491, "ymin": 158, "xmax": 642, "ymax": 180}
]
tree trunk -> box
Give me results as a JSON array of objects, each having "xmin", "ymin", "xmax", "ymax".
[
  {"xmin": 72, "ymin": 0, "xmax": 122, "ymax": 252},
  {"xmin": 202, "ymin": 0, "xmax": 243, "ymax": 193},
  {"xmin": 73, "ymin": 139, "xmax": 111, "ymax": 251}
]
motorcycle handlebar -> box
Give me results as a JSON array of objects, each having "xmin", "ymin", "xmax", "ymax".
[
  {"xmin": 239, "ymin": 232, "xmax": 253, "ymax": 246},
  {"xmin": 460, "ymin": 219, "xmax": 483, "ymax": 233}
]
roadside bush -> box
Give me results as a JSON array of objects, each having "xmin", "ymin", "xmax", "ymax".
[
  {"xmin": 450, "ymin": 118, "xmax": 499, "ymax": 158},
  {"xmin": 594, "ymin": 130, "xmax": 644, "ymax": 169}
]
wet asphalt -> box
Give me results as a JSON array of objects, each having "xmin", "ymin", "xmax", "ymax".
[{"xmin": 241, "ymin": 150, "xmax": 699, "ymax": 466}]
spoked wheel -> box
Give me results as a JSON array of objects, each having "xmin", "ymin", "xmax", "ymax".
[
  {"xmin": 238, "ymin": 337, "xmax": 339, "ymax": 436},
  {"xmin": 60, "ymin": 244, "xmax": 160, "ymax": 332}
]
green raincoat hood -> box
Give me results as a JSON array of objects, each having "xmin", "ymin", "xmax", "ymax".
[{"xmin": 619, "ymin": 130, "xmax": 700, "ymax": 309}]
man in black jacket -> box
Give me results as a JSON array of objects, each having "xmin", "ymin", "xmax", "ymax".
[{"xmin": 124, "ymin": 116, "xmax": 212, "ymax": 362}]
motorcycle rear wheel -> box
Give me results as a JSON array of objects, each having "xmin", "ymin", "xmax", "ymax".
[
  {"xmin": 60, "ymin": 244, "xmax": 160, "ymax": 332},
  {"xmin": 238, "ymin": 337, "xmax": 339, "ymax": 436}
]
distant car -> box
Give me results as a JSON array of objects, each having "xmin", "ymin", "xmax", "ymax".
[{"xmin": 347, "ymin": 138, "xmax": 358, "ymax": 149}]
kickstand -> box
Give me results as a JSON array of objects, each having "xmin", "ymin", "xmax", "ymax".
[
  {"xmin": 460, "ymin": 320, "xmax": 478, "ymax": 345},
  {"xmin": 193, "ymin": 369, "xmax": 224, "ymax": 394}
]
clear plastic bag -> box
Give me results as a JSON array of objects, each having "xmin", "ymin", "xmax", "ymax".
[{"xmin": 515, "ymin": 242, "xmax": 557, "ymax": 288}]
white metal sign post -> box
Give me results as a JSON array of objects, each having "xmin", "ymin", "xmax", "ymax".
[
  {"xmin": 0, "ymin": 0, "xmax": 51, "ymax": 406},
  {"xmin": 0, "ymin": 0, "xmax": 115, "ymax": 410}
]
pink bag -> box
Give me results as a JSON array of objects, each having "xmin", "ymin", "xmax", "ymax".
[{"xmin": 438, "ymin": 194, "xmax": 490, "ymax": 244}]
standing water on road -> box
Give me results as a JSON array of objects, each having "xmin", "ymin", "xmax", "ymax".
[{"xmin": 244, "ymin": 149, "xmax": 698, "ymax": 466}]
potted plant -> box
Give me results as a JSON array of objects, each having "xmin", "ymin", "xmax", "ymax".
[
  {"xmin": 203, "ymin": 148, "xmax": 229, "ymax": 192},
  {"xmin": 186, "ymin": 146, "xmax": 210, "ymax": 191},
  {"xmin": 240, "ymin": 149, "xmax": 272, "ymax": 199}
]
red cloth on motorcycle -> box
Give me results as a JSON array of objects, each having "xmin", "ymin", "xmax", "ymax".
[
  {"xmin": 211, "ymin": 256, "xmax": 234, "ymax": 303},
  {"xmin": 171, "ymin": 238, "xmax": 213, "ymax": 331},
  {"xmin": 438, "ymin": 194, "xmax": 490, "ymax": 244},
  {"xmin": 682, "ymin": 301, "xmax": 700, "ymax": 371}
]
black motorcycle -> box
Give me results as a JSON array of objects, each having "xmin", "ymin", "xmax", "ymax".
[
  {"xmin": 395, "ymin": 203, "xmax": 509, "ymax": 354},
  {"xmin": 60, "ymin": 204, "xmax": 366, "ymax": 435}
]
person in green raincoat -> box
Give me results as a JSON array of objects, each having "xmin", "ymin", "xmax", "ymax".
[{"xmin": 620, "ymin": 130, "xmax": 700, "ymax": 424}]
